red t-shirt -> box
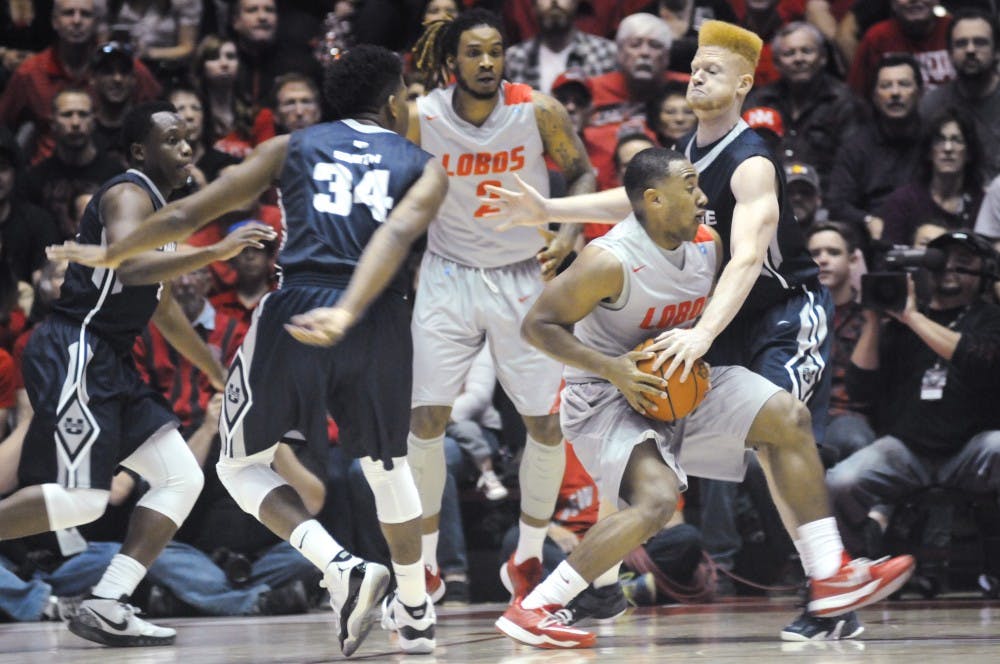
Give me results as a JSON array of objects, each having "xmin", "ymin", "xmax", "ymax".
[{"xmin": 848, "ymin": 17, "xmax": 955, "ymax": 96}]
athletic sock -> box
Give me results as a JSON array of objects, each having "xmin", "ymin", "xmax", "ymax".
[
  {"xmin": 290, "ymin": 519, "xmax": 360, "ymax": 572},
  {"xmin": 422, "ymin": 531, "xmax": 439, "ymax": 575},
  {"xmin": 513, "ymin": 520, "xmax": 548, "ymax": 565},
  {"xmin": 92, "ymin": 554, "xmax": 147, "ymax": 600},
  {"xmin": 593, "ymin": 561, "xmax": 621, "ymax": 589},
  {"xmin": 522, "ymin": 561, "xmax": 588, "ymax": 610},
  {"xmin": 393, "ymin": 558, "xmax": 427, "ymax": 607},
  {"xmin": 793, "ymin": 539, "xmax": 812, "ymax": 577},
  {"xmin": 797, "ymin": 517, "xmax": 845, "ymax": 580}
]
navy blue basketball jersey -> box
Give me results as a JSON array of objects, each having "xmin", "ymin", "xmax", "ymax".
[
  {"xmin": 52, "ymin": 169, "xmax": 173, "ymax": 353},
  {"xmin": 276, "ymin": 119, "xmax": 433, "ymax": 293},
  {"xmin": 683, "ymin": 120, "xmax": 818, "ymax": 313}
]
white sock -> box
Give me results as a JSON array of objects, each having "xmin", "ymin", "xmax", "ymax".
[
  {"xmin": 514, "ymin": 520, "xmax": 548, "ymax": 565},
  {"xmin": 593, "ymin": 561, "xmax": 621, "ymax": 589},
  {"xmin": 797, "ymin": 517, "xmax": 845, "ymax": 580},
  {"xmin": 290, "ymin": 519, "xmax": 360, "ymax": 572},
  {"xmin": 522, "ymin": 561, "xmax": 589, "ymax": 610},
  {"xmin": 422, "ymin": 532, "xmax": 439, "ymax": 575},
  {"xmin": 393, "ymin": 558, "xmax": 427, "ymax": 607},
  {"xmin": 793, "ymin": 539, "xmax": 812, "ymax": 577},
  {"xmin": 92, "ymin": 554, "xmax": 147, "ymax": 600}
]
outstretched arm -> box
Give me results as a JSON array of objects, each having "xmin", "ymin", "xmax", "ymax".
[
  {"xmin": 653, "ymin": 157, "xmax": 778, "ymax": 379},
  {"xmin": 286, "ymin": 159, "xmax": 449, "ymax": 346},
  {"xmin": 484, "ymin": 176, "xmax": 630, "ymax": 230},
  {"xmin": 49, "ymin": 136, "xmax": 289, "ymax": 269}
]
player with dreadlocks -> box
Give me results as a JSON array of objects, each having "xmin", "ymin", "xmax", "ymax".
[{"xmin": 400, "ymin": 7, "xmax": 604, "ymax": 625}]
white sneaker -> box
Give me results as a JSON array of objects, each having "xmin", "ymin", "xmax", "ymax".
[
  {"xmin": 477, "ymin": 470, "xmax": 509, "ymax": 501},
  {"xmin": 380, "ymin": 590, "xmax": 436, "ymax": 654},
  {"xmin": 323, "ymin": 559, "xmax": 391, "ymax": 657},
  {"xmin": 68, "ymin": 596, "xmax": 176, "ymax": 647}
]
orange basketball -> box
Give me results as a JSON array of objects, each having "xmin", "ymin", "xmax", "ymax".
[{"xmin": 633, "ymin": 338, "xmax": 711, "ymax": 422}]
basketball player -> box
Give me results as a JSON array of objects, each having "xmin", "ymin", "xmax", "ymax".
[
  {"xmin": 496, "ymin": 148, "xmax": 916, "ymax": 649},
  {"xmin": 0, "ymin": 101, "xmax": 274, "ymax": 647},
  {"xmin": 483, "ymin": 20, "xmax": 908, "ymax": 640},
  {"xmin": 49, "ymin": 46, "xmax": 448, "ymax": 656},
  {"xmin": 405, "ymin": 8, "xmax": 596, "ymax": 605}
]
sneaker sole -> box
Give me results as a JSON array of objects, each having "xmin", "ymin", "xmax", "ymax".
[
  {"xmin": 428, "ymin": 578, "xmax": 446, "ymax": 604},
  {"xmin": 399, "ymin": 633, "xmax": 436, "ymax": 654},
  {"xmin": 495, "ymin": 616, "xmax": 596, "ymax": 649},
  {"xmin": 342, "ymin": 564, "xmax": 391, "ymax": 657},
  {"xmin": 68, "ymin": 619, "xmax": 176, "ymax": 647},
  {"xmin": 499, "ymin": 563, "xmax": 514, "ymax": 599},
  {"xmin": 809, "ymin": 563, "xmax": 915, "ymax": 617},
  {"xmin": 780, "ymin": 620, "xmax": 865, "ymax": 641}
]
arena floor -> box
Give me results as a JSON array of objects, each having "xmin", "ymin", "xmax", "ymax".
[{"xmin": 2, "ymin": 597, "xmax": 998, "ymax": 663}]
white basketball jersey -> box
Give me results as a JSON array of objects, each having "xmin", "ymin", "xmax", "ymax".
[
  {"xmin": 418, "ymin": 82, "xmax": 550, "ymax": 268},
  {"xmin": 565, "ymin": 215, "xmax": 718, "ymax": 383}
]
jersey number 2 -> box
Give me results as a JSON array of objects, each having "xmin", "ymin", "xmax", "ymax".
[
  {"xmin": 474, "ymin": 180, "xmax": 503, "ymax": 219},
  {"xmin": 312, "ymin": 162, "xmax": 393, "ymax": 222}
]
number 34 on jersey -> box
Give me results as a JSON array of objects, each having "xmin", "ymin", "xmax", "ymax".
[{"xmin": 312, "ymin": 150, "xmax": 393, "ymax": 222}]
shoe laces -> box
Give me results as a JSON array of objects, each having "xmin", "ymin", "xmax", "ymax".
[{"xmin": 551, "ymin": 607, "xmax": 575, "ymax": 624}]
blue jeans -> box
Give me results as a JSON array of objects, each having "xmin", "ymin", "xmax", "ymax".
[
  {"xmin": 0, "ymin": 542, "xmax": 119, "ymax": 621},
  {"xmin": 147, "ymin": 540, "xmax": 316, "ymax": 616},
  {"xmin": 827, "ymin": 431, "xmax": 1000, "ymax": 552},
  {"xmin": 822, "ymin": 412, "xmax": 875, "ymax": 467}
]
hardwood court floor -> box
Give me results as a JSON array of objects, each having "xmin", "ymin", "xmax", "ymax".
[{"xmin": 2, "ymin": 597, "xmax": 999, "ymax": 664}]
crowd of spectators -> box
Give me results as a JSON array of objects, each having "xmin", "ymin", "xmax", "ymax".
[{"xmin": 3, "ymin": 0, "xmax": 1000, "ymax": 621}]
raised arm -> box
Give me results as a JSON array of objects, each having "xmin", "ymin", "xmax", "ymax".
[
  {"xmin": 654, "ymin": 157, "xmax": 779, "ymax": 379},
  {"xmin": 484, "ymin": 176, "xmax": 630, "ymax": 230},
  {"xmin": 286, "ymin": 159, "xmax": 449, "ymax": 346},
  {"xmin": 49, "ymin": 136, "xmax": 289, "ymax": 269}
]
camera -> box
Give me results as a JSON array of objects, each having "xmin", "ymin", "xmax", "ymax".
[{"xmin": 860, "ymin": 245, "xmax": 945, "ymax": 312}]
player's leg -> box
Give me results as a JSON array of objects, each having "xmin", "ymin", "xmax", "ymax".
[
  {"xmin": 220, "ymin": 288, "xmax": 389, "ymax": 656},
  {"xmin": 409, "ymin": 254, "xmax": 489, "ymax": 601},
  {"xmin": 497, "ymin": 439, "xmax": 681, "ymax": 649},
  {"xmin": 748, "ymin": 390, "xmax": 915, "ymax": 620},
  {"xmin": 70, "ymin": 425, "xmax": 202, "ymax": 647}
]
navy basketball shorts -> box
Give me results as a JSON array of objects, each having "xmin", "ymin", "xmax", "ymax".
[
  {"xmin": 705, "ymin": 285, "xmax": 834, "ymax": 442},
  {"xmin": 221, "ymin": 286, "xmax": 413, "ymax": 468},
  {"xmin": 18, "ymin": 316, "xmax": 178, "ymax": 490}
]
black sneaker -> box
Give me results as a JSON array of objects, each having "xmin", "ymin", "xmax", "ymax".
[
  {"xmin": 780, "ymin": 610, "xmax": 864, "ymax": 641},
  {"xmin": 555, "ymin": 582, "xmax": 629, "ymax": 626},
  {"xmin": 258, "ymin": 579, "xmax": 310, "ymax": 615},
  {"xmin": 441, "ymin": 577, "xmax": 470, "ymax": 606}
]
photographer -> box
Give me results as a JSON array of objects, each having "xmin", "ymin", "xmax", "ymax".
[{"xmin": 827, "ymin": 231, "xmax": 1000, "ymax": 555}]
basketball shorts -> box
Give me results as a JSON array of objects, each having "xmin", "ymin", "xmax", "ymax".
[
  {"xmin": 411, "ymin": 252, "xmax": 562, "ymax": 416},
  {"xmin": 560, "ymin": 366, "xmax": 782, "ymax": 506},
  {"xmin": 221, "ymin": 286, "xmax": 412, "ymax": 467},
  {"xmin": 706, "ymin": 285, "xmax": 833, "ymax": 441},
  {"xmin": 18, "ymin": 316, "xmax": 178, "ymax": 490}
]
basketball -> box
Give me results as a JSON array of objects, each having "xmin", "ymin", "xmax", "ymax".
[{"xmin": 633, "ymin": 338, "xmax": 711, "ymax": 422}]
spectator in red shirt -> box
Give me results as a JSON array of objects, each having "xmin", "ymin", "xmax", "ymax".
[
  {"xmin": 587, "ymin": 13, "xmax": 687, "ymax": 191},
  {"xmin": 848, "ymin": 0, "xmax": 955, "ymax": 96},
  {"xmin": 210, "ymin": 221, "xmax": 278, "ymax": 328},
  {"xmin": 0, "ymin": 0, "xmax": 161, "ymax": 165},
  {"xmin": 134, "ymin": 266, "xmax": 247, "ymax": 433}
]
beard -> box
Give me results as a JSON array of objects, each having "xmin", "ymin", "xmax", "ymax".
[{"xmin": 455, "ymin": 72, "xmax": 499, "ymax": 101}]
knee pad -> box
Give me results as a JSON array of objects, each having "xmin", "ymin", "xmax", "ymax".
[
  {"xmin": 407, "ymin": 433, "xmax": 446, "ymax": 516},
  {"xmin": 216, "ymin": 446, "xmax": 286, "ymax": 520},
  {"xmin": 359, "ymin": 456, "xmax": 423, "ymax": 524},
  {"xmin": 519, "ymin": 436, "xmax": 565, "ymax": 521},
  {"xmin": 123, "ymin": 428, "xmax": 205, "ymax": 527},
  {"xmin": 41, "ymin": 484, "xmax": 110, "ymax": 530}
]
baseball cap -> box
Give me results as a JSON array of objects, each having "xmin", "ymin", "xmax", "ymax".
[
  {"xmin": 927, "ymin": 230, "xmax": 999, "ymax": 268},
  {"xmin": 92, "ymin": 41, "xmax": 135, "ymax": 71},
  {"xmin": 552, "ymin": 69, "xmax": 593, "ymax": 101},
  {"xmin": 784, "ymin": 162, "xmax": 820, "ymax": 191},
  {"xmin": 742, "ymin": 106, "xmax": 784, "ymax": 137}
]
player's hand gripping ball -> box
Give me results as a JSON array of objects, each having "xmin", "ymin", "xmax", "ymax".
[{"xmin": 634, "ymin": 338, "xmax": 711, "ymax": 422}]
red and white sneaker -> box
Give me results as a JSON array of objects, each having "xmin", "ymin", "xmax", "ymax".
[
  {"xmin": 808, "ymin": 554, "xmax": 915, "ymax": 617},
  {"xmin": 425, "ymin": 566, "xmax": 446, "ymax": 604},
  {"xmin": 495, "ymin": 598, "xmax": 596, "ymax": 649},
  {"xmin": 500, "ymin": 553, "xmax": 543, "ymax": 600}
]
